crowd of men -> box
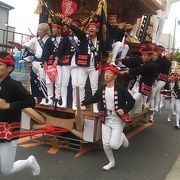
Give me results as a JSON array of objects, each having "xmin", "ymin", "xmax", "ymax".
[
  {"xmin": 15, "ymin": 15, "xmax": 175, "ymax": 117},
  {"xmin": 11, "ymin": 14, "xmax": 178, "ymax": 122},
  {"xmin": 1, "ymin": 13, "xmax": 180, "ymax": 174}
]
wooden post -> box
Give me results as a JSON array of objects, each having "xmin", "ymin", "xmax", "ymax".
[{"xmin": 75, "ymin": 86, "xmax": 84, "ymax": 132}]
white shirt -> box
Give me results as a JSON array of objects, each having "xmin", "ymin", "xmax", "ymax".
[
  {"xmin": 71, "ymin": 36, "xmax": 78, "ymax": 67},
  {"xmin": 89, "ymin": 37, "xmax": 97, "ymax": 68},
  {"xmin": 56, "ymin": 36, "xmax": 62, "ymax": 44},
  {"xmin": 24, "ymin": 35, "xmax": 49, "ymax": 59},
  {"xmin": 105, "ymin": 86, "xmax": 115, "ymax": 111}
]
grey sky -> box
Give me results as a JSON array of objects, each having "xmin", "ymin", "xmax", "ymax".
[{"xmin": 1, "ymin": 0, "xmax": 180, "ymax": 47}]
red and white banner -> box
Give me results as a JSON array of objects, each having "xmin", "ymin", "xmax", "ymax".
[
  {"xmin": 44, "ymin": 64, "xmax": 58, "ymax": 82},
  {"xmin": 61, "ymin": 0, "xmax": 77, "ymax": 17}
]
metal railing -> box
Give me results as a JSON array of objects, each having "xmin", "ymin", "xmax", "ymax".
[
  {"xmin": 0, "ymin": 28, "xmax": 32, "ymax": 90},
  {"xmin": 0, "ymin": 28, "xmax": 31, "ymax": 51}
]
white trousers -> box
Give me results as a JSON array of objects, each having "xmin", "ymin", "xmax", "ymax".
[
  {"xmin": 170, "ymin": 96, "xmax": 176, "ymax": 113},
  {"xmin": 46, "ymin": 65, "xmax": 62, "ymax": 100},
  {"xmin": 0, "ymin": 141, "xmax": 31, "ymax": 175},
  {"xmin": 61, "ymin": 66, "xmax": 78, "ymax": 107},
  {"xmin": 102, "ymin": 115, "xmax": 126, "ymax": 164},
  {"xmin": 32, "ymin": 61, "xmax": 46, "ymax": 85},
  {"xmin": 175, "ymin": 99, "xmax": 180, "ymax": 127},
  {"xmin": 78, "ymin": 67, "xmax": 99, "ymax": 101},
  {"xmin": 129, "ymin": 89, "xmax": 144, "ymax": 114},
  {"xmin": 149, "ymin": 80, "xmax": 166, "ymax": 110},
  {"xmin": 31, "ymin": 61, "xmax": 47, "ymax": 98},
  {"xmin": 112, "ymin": 42, "xmax": 129, "ymax": 63},
  {"xmin": 166, "ymin": 96, "xmax": 176, "ymax": 121}
]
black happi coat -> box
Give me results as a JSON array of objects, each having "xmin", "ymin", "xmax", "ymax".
[
  {"xmin": 122, "ymin": 57, "xmax": 158, "ymax": 86},
  {"xmin": 156, "ymin": 56, "xmax": 171, "ymax": 82},
  {"xmin": 107, "ymin": 23, "xmax": 125, "ymax": 43},
  {"xmin": 157, "ymin": 56, "xmax": 171, "ymax": 75},
  {"xmin": 0, "ymin": 76, "xmax": 35, "ymax": 143},
  {"xmin": 174, "ymin": 80, "xmax": 180, "ymax": 99},
  {"xmin": 82, "ymin": 83, "xmax": 135, "ymax": 114},
  {"xmin": 41, "ymin": 37, "xmax": 61, "ymax": 65},
  {"xmin": 56, "ymin": 35, "xmax": 78, "ymax": 66},
  {"xmin": 70, "ymin": 25, "xmax": 102, "ymax": 69}
]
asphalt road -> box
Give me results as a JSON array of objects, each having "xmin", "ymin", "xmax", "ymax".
[{"xmin": 1, "ymin": 109, "xmax": 180, "ymax": 180}]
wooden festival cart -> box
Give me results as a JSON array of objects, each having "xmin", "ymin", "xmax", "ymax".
[{"xmin": 18, "ymin": 0, "xmax": 163, "ymax": 156}]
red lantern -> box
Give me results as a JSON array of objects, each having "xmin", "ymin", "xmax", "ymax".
[{"xmin": 61, "ymin": 0, "xmax": 77, "ymax": 17}]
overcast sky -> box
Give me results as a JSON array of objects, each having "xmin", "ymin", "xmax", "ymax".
[
  {"xmin": 1, "ymin": 0, "xmax": 180, "ymax": 47},
  {"xmin": 163, "ymin": 2, "xmax": 180, "ymax": 48},
  {"xmin": 1, "ymin": 0, "xmax": 39, "ymax": 35}
]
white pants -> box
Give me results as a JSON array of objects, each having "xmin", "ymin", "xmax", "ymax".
[
  {"xmin": 129, "ymin": 89, "xmax": 144, "ymax": 114},
  {"xmin": 165, "ymin": 96, "xmax": 176, "ymax": 121},
  {"xmin": 149, "ymin": 80, "xmax": 166, "ymax": 110},
  {"xmin": 78, "ymin": 67, "xmax": 99, "ymax": 101},
  {"xmin": 31, "ymin": 61, "xmax": 47, "ymax": 98},
  {"xmin": 175, "ymin": 99, "xmax": 180, "ymax": 127},
  {"xmin": 112, "ymin": 42, "xmax": 129, "ymax": 63},
  {"xmin": 102, "ymin": 115, "xmax": 126, "ymax": 164},
  {"xmin": 170, "ymin": 96, "xmax": 176, "ymax": 113},
  {"xmin": 46, "ymin": 65, "xmax": 62, "ymax": 100},
  {"xmin": 61, "ymin": 66, "xmax": 78, "ymax": 107},
  {"xmin": 32, "ymin": 61, "xmax": 46, "ymax": 84},
  {"xmin": 0, "ymin": 141, "xmax": 31, "ymax": 175}
]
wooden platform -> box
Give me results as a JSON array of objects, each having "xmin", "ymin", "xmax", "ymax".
[
  {"xmin": 20, "ymin": 105, "xmax": 153, "ymax": 157},
  {"xmin": 35, "ymin": 104, "xmax": 99, "ymax": 120},
  {"xmin": 35, "ymin": 104, "xmax": 152, "ymax": 121},
  {"xmin": 127, "ymin": 108, "xmax": 153, "ymax": 126}
]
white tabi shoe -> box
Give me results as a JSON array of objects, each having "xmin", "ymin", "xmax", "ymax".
[
  {"xmin": 39, "ymin": 98, "xmax": 46, "ymax": 105},
  {"xmin": 59, "ymin": 104, "xmax": 67, "ymax": 108},
  {"xmin": 80, "ymin": 106, "xmax": 86, "ymax": 110},
  {"xmin": 93, "ymin": 104, "xmax": 99, "ymax": 113},
  {"xmin": 122, "ymin": 133, "xmax": 129, "ymax": 148},
  {"xmin": 154, "ymin": 106, "xmax": 159, "ymax": 112},
  {"xmin": 55, "ymin": 98, "xmax": 62, "ymax": 107},
  {"xmin": 102, "ymin": 162, "xmax": 115, "ymax": 171},
  {"xmin": 149, "ymin": 107, "xmax": 155, "ymax": 111},
  {"xmin": 56, "ymin": 103, "xmax": 61, "ymax": 108},
  {"xmin": 72, "ymin": 104, "xmax": 77, "ymax": 111},
  {"xmin": 28, "ymin": 155, "xmax": 40, "ymax": 176},
  {"xmin": 46, "ymin": 99, "xmax": 54, "ymax": 106}
]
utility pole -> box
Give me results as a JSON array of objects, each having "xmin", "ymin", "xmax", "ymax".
[{"xmin": 172, "ymin": 18, "xmax": 176, "ymax": 52}]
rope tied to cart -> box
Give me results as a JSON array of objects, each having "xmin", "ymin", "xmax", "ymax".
[{"xmin": 19, "ymin": 125, "xmax": 69, "ymax": 138}]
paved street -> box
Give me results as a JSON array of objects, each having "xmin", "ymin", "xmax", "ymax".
[{"xmin": 1, "ymin": 109, "xmax": 180, "ymax": 180}]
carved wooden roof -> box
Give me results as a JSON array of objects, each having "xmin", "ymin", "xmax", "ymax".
[{"xmin": 45, "ymin": 0, "xmax": 166, "ymax": 24}]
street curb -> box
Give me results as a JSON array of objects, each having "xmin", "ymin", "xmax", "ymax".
[{"xmin": 164, "ymin": 155, "xmax": 180, "ymax": 180}]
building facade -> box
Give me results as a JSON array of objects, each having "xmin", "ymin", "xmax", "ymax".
[{"xmin": 0, "ymin": 1, "xmax": 14, "ymax": 51}]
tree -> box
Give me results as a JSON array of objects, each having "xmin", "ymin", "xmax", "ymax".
[{"xmin": 173, "ymin": 51, "xmax": 180, "ymax": 63}]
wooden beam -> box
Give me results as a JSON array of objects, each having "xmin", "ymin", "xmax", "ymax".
[
  {"xmin": 35, "ymin": 104, "xmax": 99, "ymax": 118},
  {"xmin": 23, "ymin": 108, "xmax": 46, "ymax": 124}
]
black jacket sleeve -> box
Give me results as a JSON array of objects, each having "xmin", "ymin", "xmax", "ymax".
[
  {"xmin": 70, "ymin": 25, "xmax": 86, "ymax": 41},
  {"xmin": 122, "ymin": 57, "xmax": 142, "ymax": 68},
  {"xmin": 55, "ymin": 37, "xmax": 67, "ymax": 59},
  {"xmin": 120, "ymin": 88, "xmax": 135, "ymax": 114},
  {"xmin": 41, "ymin": 38, "xmax": 54, "ymax": 63},
  {"xmin": 8, "ymin": 81, "xmax": 35, "ymax": 111},
  {"xmin": 128, "ymin": 61, "xmax": 152, "ymax": 77},
  {"xmin": 82, "ymin": 86, "xmax": 103, "ymax": 106}
]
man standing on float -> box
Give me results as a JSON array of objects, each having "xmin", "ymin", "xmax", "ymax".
[
  {"xmin": 41, "ymin": 23, "xmax": 63, "ymax": 106},
  {"xmin": 63, "ymin": 18, "xmax": 102, "ymax": 113},
  {"xmin": 107, "ymin": 14, "xmax": 129, "ymax": 65},
  {"xmin": 11, "ymin": 23, "xmax": 51, "ymax": 105},
  {"xmin": 55, "ymin": 19, "xmax": 81, "ymax": 110}
]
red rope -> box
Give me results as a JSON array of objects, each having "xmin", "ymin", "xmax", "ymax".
[{"xmin": 19, "ymin": 125, "xmax": 69, "ymax": 138}]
